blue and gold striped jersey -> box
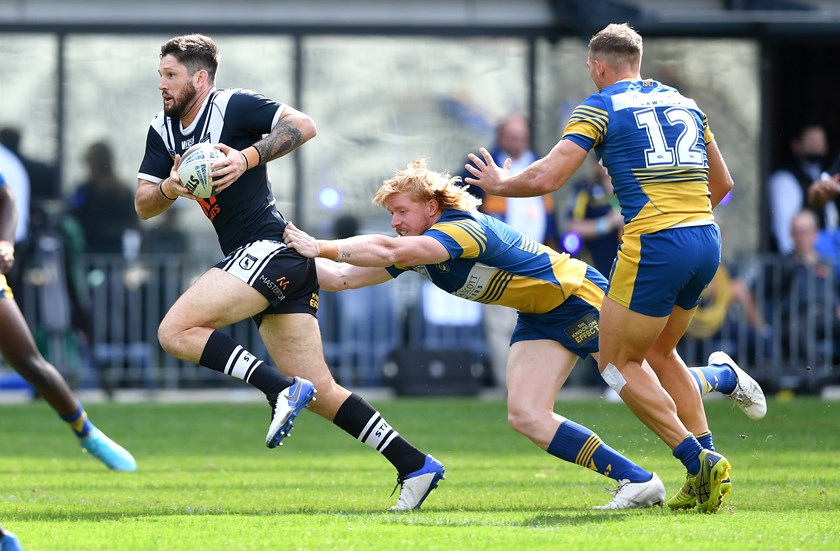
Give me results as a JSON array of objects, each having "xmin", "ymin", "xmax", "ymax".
[
  {"xmin": 563, "ymin": 79, "xmax": 715, "ymax": 236},
  {"xmin": 385, "ymin": 209, "xmax": 588, "ymax": 314}
]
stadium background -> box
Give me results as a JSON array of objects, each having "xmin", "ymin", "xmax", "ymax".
[{"xmin": 1, "ymin": 0, "xmax": 839, "ymax": 395}]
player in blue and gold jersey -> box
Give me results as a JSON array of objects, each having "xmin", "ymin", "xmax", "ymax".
[
  {"xmin": 464, "ymin": 23, "xmax": 766, "ymax": 513},
  {"xmin": 0, "ymin": 169, "xmax": 135, "ymax": 472},
  {"xmin": 285, "ymin": 158, "xmax": 670, "ymax": 509}
]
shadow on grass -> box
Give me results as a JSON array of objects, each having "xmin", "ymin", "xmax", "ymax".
[{"xmin": 521, "ymin": 511, "xmax": 635, "ymax": 526}]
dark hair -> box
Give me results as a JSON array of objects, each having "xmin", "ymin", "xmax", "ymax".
[
  {"xmin": 0, "ymin": 127, "xmax": 21, "ymax": 151},
  {"xmin": 160, "ymin": 34, "xmax": 219, "ymax": 82}
]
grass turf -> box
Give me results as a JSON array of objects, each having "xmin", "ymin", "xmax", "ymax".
[{"xmin": 0, "ymin": 396, "xmax": 838, "ymax": 550}]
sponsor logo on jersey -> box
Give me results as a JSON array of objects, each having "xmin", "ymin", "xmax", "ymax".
[
  {"xmin": 239, "ymin": 254, "xmax": 258, "ymax": 271},
  {"xmin": 411, "ymin": 265, "xmax": 432, "ymax": 281},
  {"xmin": 565, "ymin": 312, "xmax": 599, "ymax": 345},
  {"xmin": 453, "ymin": 272, "xmax": 487, "ymax": 300},
  {"xmin": 259, "ymin": 273, "xmax": 286, "ymax": 301},
  {"xmin": 181, "ymin": 133, "xmax": 213, "ymax": 152},
  {"xmin": 199, "ymin": 196, "xmax": 221, "ymax": 220}
]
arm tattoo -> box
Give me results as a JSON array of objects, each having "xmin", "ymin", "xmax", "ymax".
[{"xmin": 254, "ymin": 118, "xmax": 303, "ymax": 164}]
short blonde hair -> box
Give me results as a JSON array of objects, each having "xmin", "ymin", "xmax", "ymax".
[
  {"xmin": 589, "ymin": 23, "xmax": 643, "ymax": 70},
  {"xmin": 373, "ymin": 159, "xmax": 482, "ymax": 212}
]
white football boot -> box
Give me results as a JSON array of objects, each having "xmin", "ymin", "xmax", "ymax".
[
  {"xmin": 708, "ymin": 351, "xmax": 767, "ymax": 420},
  {"xmin": 594, "ymin": 472, "xmax": 666, "ymax": 510},
  {"xmin": 389, "ymin": 455, "xmax": 445, "ymax": 511}
]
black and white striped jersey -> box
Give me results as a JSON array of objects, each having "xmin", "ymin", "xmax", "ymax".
[{"xmin": 138, "ymin": 87, "xmax": 288, "ymax": 256}]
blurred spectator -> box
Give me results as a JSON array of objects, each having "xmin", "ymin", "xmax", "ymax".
[
  {"xmin": 768, "ymin": 123, "xmax": 834, "ymax": 254},
  {"xmin": 783, "ymin": 210, "xmax": 840, "ymax": 364},
  {"xmin": 462, "ymin": 115, "xmax": 559, "ymax": 387},
  {"xmin": 808, "ymin": 150, "xmax": 840, "ymax": 238},
  {"xmin": 561, "ymin": 154, "xmax": 623, "ymax": 277},
  {"xmin": 686, "ymin": 217, "xmax": 771, "ymax": 365},
  {"xmin": 67, "ymin": 141, "xmax": 140, "ymax": 256},
  {"xmin": 686, "ymin": 260, "xmax": 772, "ymax": 367},
  {"xmin": 463, "ymin": 115, "xmax": 560, "ymax": 248},
  {"xmin": 815, "ymin": 224, "xmax": 840, "ymax": 280},
  {"xmin": 756, "ymin": 210, "xmax": 840, "ymax": 366},
  {"xmin": 0, "ymin": 126, "xmax": 60, "ymax": 204}
]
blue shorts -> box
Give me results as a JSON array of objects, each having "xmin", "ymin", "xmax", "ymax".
[
  {"xmin": 510, "ymin": 266, "xmax": 606, "ymax": 359},
  {"xmin": 607, "ymin": 223, "xmax": 720, "ymax": 317}
]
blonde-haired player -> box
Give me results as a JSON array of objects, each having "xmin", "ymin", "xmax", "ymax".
[{"xmin": 286, "ymin": 159, "xmax": 667, "ymax": 509}]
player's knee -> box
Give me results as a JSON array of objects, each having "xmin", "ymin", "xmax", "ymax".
[
  {"xmin": 507, "ymin": 407, "xmax": 541, "ymax": 437},
  {"xmin": 158, "ymin": 304, "xmax": 200, "ymax": 348},
  {"xmin": 601, "ymin": 362, "xmax": 627, "ymax": 394},
  {"xmin": 156, "ymin": 318, "xmax": 182, "ymax": 355},
  {"xmin": 645, "ymin": 346, "xmax": 673, "ymax": 366}
]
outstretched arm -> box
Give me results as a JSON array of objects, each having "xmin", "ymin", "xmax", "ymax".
[
  {"xmin": 315, "ymin": 258, "xmax": 393, "ymax": 292},
  {"xmin": 283, "ymin": 222, "xmax": 450, "ymax": 267},
  {"xmin": 464, "ymin": 139, "xmax": 589, "ymax": 197}
]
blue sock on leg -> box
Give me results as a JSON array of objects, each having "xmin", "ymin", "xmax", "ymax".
[
  {"xmin": 696, "ymin": 430, "xmax": 715, "ymax": 451},
  {"xmin": 673, "ymin": 435, "xmax": 704, "ymax": 476},
  {"xmin": 547, "ymin": 420, "xmax": 652, "ymax": 483},
  {"xmin": 59, "ymin": 403, "xmax": 93, "ymax": 438},
  {"xmin": 689, "ymin": 364, "xmax": 737, "ymax": 396}
]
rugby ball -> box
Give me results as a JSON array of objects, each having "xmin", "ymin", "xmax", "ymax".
[{"xmin": 178, "ymin": 143, "xmax": 225, "ymax": 199}]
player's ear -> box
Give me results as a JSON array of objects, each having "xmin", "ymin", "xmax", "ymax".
[
  {"xmin": 194, "ymin": 68, "xmax": 209, "ymax": 87},
  {"xmin": 427, "ymin": 198, "xmax": 440, "ymax": 216}
]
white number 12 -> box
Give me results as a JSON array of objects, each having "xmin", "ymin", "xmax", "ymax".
[{"xmin": 634, "ymin": 107, "xmax": 704, "ymax": 168}]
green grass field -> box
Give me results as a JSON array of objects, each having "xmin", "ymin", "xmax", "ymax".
[{"xmin": 1, "ymin": 396, "xmax": 838, "ymax": 550}]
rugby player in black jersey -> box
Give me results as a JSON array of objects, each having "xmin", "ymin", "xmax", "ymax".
[{"xmin": 135, "ymin": 34, "xmax": 443, "ymax": 510}]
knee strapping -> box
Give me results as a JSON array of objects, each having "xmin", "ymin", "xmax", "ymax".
[{"xmin": 601, "ymin": 363, "xmax": 626, "ymax": 394}]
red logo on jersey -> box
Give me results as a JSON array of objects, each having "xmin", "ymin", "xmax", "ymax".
[{"xmin": 199, "ymin": 196, "xmax": 220, "ymax": 220}]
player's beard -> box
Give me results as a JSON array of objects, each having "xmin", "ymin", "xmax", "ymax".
[{"xmin": 164, "ymin": 81, "xmax": 198, "ymax": 119}]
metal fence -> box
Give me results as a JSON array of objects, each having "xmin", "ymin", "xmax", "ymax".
[{"xmin": 8, "ymin": 251, "xmax": 840, "ymax": 394}]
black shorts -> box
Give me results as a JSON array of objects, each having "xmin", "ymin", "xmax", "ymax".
[{"xmin": 215, "ymin": 240, "xmax": 319, "ymax": 325}]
